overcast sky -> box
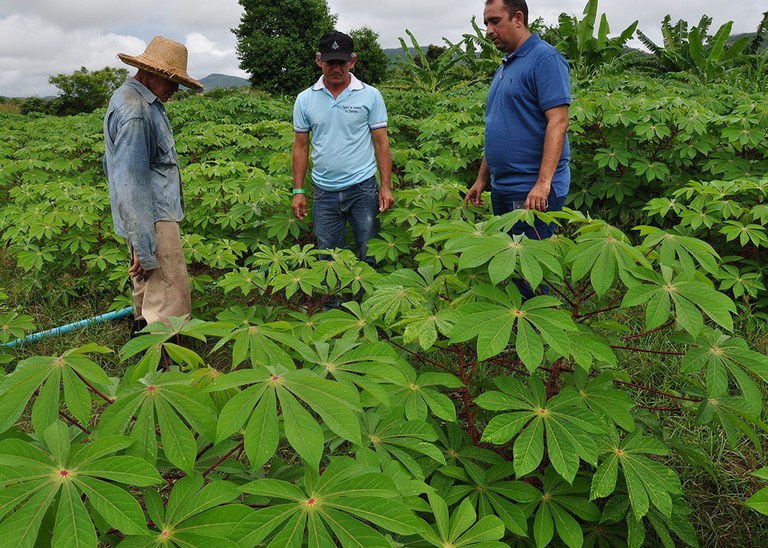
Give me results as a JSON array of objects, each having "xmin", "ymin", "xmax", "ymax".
[{"xmin": 0, "ymin": 0, "xmax": 764, "ymax": 97}]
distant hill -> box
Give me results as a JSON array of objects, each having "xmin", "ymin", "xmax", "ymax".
[
  {"xmin": 384, "ymin": 47, "xmax": 427, "ymax": 61},
  {"xmin": 199, "ymin": 73, "xmax": 250, "ymax": 91}
]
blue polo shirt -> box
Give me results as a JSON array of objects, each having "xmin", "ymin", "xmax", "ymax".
[
  {"xmin": 484, "ymin": 33, "xmax": 571, "ymax": 197},
  {"xmin": 293, "ymin": 74, "xmax": 388, "ymax": 191}
]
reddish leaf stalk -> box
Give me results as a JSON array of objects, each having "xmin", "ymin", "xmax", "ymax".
[
  {"xmin": 73, "ymin": 370, "xmax": 114, "ymax": 404},
  {"xmin": 620, "ymin": 319, "xmax": 675, "ymax": 341},
  {"xmin": 381, "ymin": 335, "xmax": 455, "ymax": 374},
  {"xmin": 613, "ymin": 379, "xmax": 703, "ymax": 402},
  {"xmin": 59, "ymin": 410, "xmax": 91, "ymax": 434},
  {"xmin": 203, "ymin": 440, "xmax": 245, "ymax": 477},
  {"xmin": 611, "ymin": 345, "xmax": 684, "ymax": 356}
]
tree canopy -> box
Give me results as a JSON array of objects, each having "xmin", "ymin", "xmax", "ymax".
[
  {"xmin": 234, "ymin": 0, "xmax": 337, "ymax": 95},
  {"xmin": 48, "ymin": 66, "xmax": 127, "ymax": 115},
  {"xmin": 349, "ymin": 26, "xmax": 389, "ymax": 85}
]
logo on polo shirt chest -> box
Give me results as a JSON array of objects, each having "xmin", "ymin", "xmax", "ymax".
[{"xmin": 341, "ymin": 105, "xmax": 363, "ymax": 114}]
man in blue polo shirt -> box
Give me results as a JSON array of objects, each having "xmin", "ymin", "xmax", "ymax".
[
  {"xmin": 464, "ymin": 0, "xmax": 571, "ymax": 244},
  {"xmin": 291, "ymin": 30, "xmax": 394, "ymax": 267}
]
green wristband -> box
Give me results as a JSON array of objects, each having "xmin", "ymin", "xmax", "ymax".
[{"xmin": 292, "ymin": 188, "xmax": 305, "ymax": 195}]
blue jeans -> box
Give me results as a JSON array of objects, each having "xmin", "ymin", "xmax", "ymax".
[
  {"xmin": 313, "ymin": 175, "xmax": 380, "ymax": 266},
  {"xmin": 491, "ymin": 188, "xmax": 567, "ymax": 299}
]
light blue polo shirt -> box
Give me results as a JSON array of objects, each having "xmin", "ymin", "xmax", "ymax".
[
  {"xmin": 293, "ymin": 74, "xmax": 388, "ymax": 190},
  {"xmin": 484, "ymin": 33, "xmax": 571, "ymax": 197}
]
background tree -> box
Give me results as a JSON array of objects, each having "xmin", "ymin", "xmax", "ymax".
[
  {"xmin": 233, "ymin": 0, "xmax": 337, "ymax": 96},
  {"xmin": 48, "ymin": 66, "xmax": 127, "ymax": 115},
  {"xmin": 349, "ymin": 26, "xmax": 389, "ymax": 85}
]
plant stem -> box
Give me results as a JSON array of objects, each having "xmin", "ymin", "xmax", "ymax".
[
  {"xmin": 613, "ymin": 379, "xmax": 702, "ymax": 402},
  {"xmin": 203, "ymin": 440, "xmax": 245, "ymax": 477},
  {"xmin": 73, "ymin": 370, "xmax": 114, "ymax": 404},
  {"xmin": 59, "ymin": 410, "xmax": 91, "ymax": 434}
]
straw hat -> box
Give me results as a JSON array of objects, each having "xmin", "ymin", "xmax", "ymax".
[{"xmin": 118, "ymin": 36, "xmax": 203, "ymax": 90}]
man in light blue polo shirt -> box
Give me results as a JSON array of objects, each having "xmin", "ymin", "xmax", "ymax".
[
  {"xmin": 291, "ymin": 30, "xmax": 394, "ymax": 268},
  {"xmin": 464, "ymin": 0, "xmax": 571, "ymax": 243}
]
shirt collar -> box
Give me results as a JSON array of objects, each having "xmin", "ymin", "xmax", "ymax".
[
  {"xmin": 311, "ymin": 73, "xmax": 365, "ymax": 92},
  {"xmin": 502, "ymin": 32, "xmax": 541, "ymax": 64},
  {"xmin": 126, "ymin": 77, "xmax": 160, "ymax": 104}
]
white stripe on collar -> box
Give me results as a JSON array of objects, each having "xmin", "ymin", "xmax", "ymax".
[{"xmin": 311, "ymin": 73, "xmax": 365, "ymax": 92}]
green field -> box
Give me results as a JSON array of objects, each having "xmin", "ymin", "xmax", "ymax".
[{"xmin": 1, "ymin": 9, "xmax": 767, "ymax": 547}]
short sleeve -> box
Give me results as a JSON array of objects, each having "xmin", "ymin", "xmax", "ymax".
[
  {"xmin": 293, "ymin": 94, "xmax": 310, "ymax": 133},
  {"xmin": 368, "ymin": 89, "xmax": 388, "ymax": 130},
  {"xmin": 535, "ymin": 53, "xmax": 571, "ymax": 113}
]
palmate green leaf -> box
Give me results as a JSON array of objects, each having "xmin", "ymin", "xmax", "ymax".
[
  {"xmin": 98, "ymin": 372, "xmax": 216, "ymax": 470},
  {"xmin": 242, "ymin": 457, "xmax": 422, "ymax": 545},
  {"xmin": 439, "ymin": 461, "xmax": 533, "ymax": 536},
  {"xmin": 306, "ymin": 339, "xmax": 401, "ymax": 406},
  {"xmin": 365, "ymin": 284, "xmax": 426, "ymax": 325},
  {"xmin": 479, "ymin": 378, "xmax": 602, "ymax": 481},
  {"xmin": 573, "ymin": 372, "xmax": 636, "ymax": 432},
  {"xmin": 221, "ymin": 320, "xmax": 298, "ymax": 370},
  {"xmin": 123, "ymin": 476, "xmax": 251, "ymax": 547},
  {"xmin": 452, "ymin": 294, "xmax": 575, "ymax": 367},
  {"xmin": 566, "ymin": 228, "xmax": 649, "ymax": 297},
  {"xmin": 0, "ymin": 421, "xmax": 162, "ymax": 546},
  {"xmin": 311, "ymin": 305, "xmax": 380, "ymax": 343},
  {"xmin": 635, "ymin": 226, "xmax": 720, "ymax": 274},
  {"xmin": 527, "ymin": 468, "xmax": 601, "ymax": 548},
  {"xmin": 0, "ymin": 344, "xmax": 112, "ymax": 434},
  {"xmin": 694, "ymin": 394, "xmax": 768, "ymax": 451},
  {"xmin": 387, "ymin": 364, "xmax": 460, "ymax": 423},
  {"xmin": 593, "ymin": 430, "xmax": 681, "ymax": 520},
  {"xmin": 681, "ymin": 328, "xmax": 768, "ymax": 410},
  {"xmin": 624, "ymin": 268, "xmax": 736, "ymax": 336},
  {"xmin": 397, "ymin": 306, "xmax": 459, "ymax": 350},
  {"xmin": 209, "ymin": 366, "xmax": 363, "ymax": 470},
  {"xmin": 361, "ymin": 413, "xmax": 445, "ymax": 479},
  {"xmin": 421, "ymin": 493, "xmax": 506, "ymax": 547}
]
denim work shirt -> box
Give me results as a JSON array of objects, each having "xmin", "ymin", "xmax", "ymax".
[{"xmin": 103, "ymin": 78, "xmax": 184, "ymax": 270}]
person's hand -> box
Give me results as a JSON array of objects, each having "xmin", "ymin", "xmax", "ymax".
[
  {"xmin": 464, "ymin": 180, "xmax": 486, "ymax": 208},
  {"xmin": 525, "ymin": 183, "xmax": 551, "ymax": 211},
  {"xmin": 379, "ymin": 187, "xmax": 394, "ymax": 212},
  {"xmin": 129, "ymin": 254, "xmax": 153, "ymax": 282},
  {"xmin": 292, "ymin": 193, "xmax": 307, "ymax": 220}
]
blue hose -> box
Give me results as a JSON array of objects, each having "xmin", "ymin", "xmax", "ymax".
[{"xmin": 1, "ymin": 307, "xmax": 134, "ymax": 348}]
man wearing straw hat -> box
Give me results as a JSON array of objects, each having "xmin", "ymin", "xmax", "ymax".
[{"xmin": 103, "ymin": 36, "xmax": 202, "ymax": 330}]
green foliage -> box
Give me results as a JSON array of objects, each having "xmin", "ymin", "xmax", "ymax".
[
  {"xmin": 389, "ymin": 30, "xmax": 465, "ymax": 93},
  {"xmin": 1, "ymin": 19, "xmax": 768, "ymax": 543},
  {"xmin": 233, "ymin": 0, "xmax": 337, "ymax": 95},
  {"xmin": 554, "ymin": 0, "xmax": 638, "ymax": 78},
  {"xmin": 349, "ymin": 26, "xmax": 389, "ymax": 85},
  {"xmin": 633, "ymin": 15, "xmax": 750, "ymax": 80},
  {"xmin": 48, "ymin": 66, "xmax": 128, "ymax": 115}
]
